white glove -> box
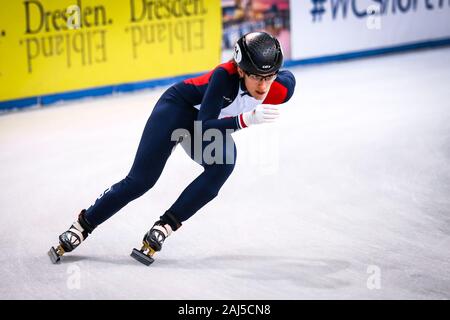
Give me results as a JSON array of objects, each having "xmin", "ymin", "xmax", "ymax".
[{"xmin": 239, "ymin": 104, "xmax": 280, "ymax": 128}]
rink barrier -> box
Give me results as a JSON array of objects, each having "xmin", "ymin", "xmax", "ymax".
[
  {"xmin": 1, "ymin": 37, "xmax": 450, "ymax": 112},
  {"xmin": 284, "ymin": 38, "xmax": 450, "ymax": 67}
]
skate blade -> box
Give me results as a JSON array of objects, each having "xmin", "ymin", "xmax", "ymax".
[
  {"xmin": 48, "ymin": 246, "xmax": 62, "ymax": 264},
  {"xmin": 130, "ymin": 248, "xmax": 154, "ymax": 266}
]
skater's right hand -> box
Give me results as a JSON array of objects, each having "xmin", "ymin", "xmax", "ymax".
[{"xmin": 240, "ymin": 104, "xmax": 280, "ymax": 128}]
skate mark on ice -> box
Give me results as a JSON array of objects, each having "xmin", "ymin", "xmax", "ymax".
[
  {"xmin": 61, "ymin": 254, "xmax": 140, "ymax": 266},
  {"xmin": 155, "ymin": 254, "xmax": 351, "ymax": 289},
  {"xmin": 49, "ymin": 255, "xmax": 89, "ymax": 263}
]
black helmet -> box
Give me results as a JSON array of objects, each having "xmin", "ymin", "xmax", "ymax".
[{"xmin": 233, "ymin": 31, "xmax": 283, "ymax": 75}]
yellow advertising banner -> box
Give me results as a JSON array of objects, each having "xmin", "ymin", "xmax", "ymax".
[{"xmin": 0, "ymin": 0, "xmax": 222, "ymax": 102}]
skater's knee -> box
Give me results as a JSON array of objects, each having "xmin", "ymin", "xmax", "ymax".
[
  {"xmin": 204, "ymin": 149, "xmax": 236, "ymax": 174},
  {"xmin": 123, "ymin": 175, "xmax": 157, "ymax": 198},
  {"xmin": 200, "ymin": 136, "xmax": 237, "ymax": 168},
  {"xmin": 203, "ymin": 187, "xmax": 220, "ymax": 201},
  {"xmin": 204, "ymin": 161, "xmax": 236, "ymax": 182},
  {"xmin": 221, "ymin": 142, "xmax": 237, "ymax": 167},
  {"xmin": 133, "ymin": 179, "xmax": 156, "ymax": 197},
  {"xmin": 223, "ymin": 162, "xmax": 235, "ymax": 177}
]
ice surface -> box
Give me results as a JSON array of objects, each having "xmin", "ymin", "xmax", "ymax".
[{"xmin": 1, "ymin": 47, "xmax": 449, "ymax": 299}]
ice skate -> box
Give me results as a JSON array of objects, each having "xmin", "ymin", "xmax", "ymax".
[
  {"xmin": 130, "ymin": 220, "xmax": 173, "ymax": 266},
  {"xmin": 48, "ymin": 210, "xmax": 96, "ymax": 264}
]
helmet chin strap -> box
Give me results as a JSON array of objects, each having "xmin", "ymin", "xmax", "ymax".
[{"xmin": 237, "ymin": 66, "xmax": 245, "ymax": 79}]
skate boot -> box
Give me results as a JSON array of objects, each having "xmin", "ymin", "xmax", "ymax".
[
  {"xmin": 48, "ymin": 210, "xmax": 96, "ymax": 264},
  {"xmin": 131, "ymin": 210, "xmax": 181, "ymax": 266}
]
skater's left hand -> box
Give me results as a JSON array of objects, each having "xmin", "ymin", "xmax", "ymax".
[{"xmin": 240, "ymin": 104, "xmax": 280, "ymax": 128}]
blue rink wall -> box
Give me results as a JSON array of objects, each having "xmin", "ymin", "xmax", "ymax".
[{"xmin": 2, "ymin": 37, "xmax": 450, "ymax": 113}]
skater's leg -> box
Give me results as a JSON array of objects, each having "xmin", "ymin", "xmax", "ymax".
[
  {"xmin": 130, "ymin": 127, "xmax": 237, "ymax": 265},
  {"xmin": 84, "ymin": 98, "xmax": 197, "ymax": 226},
  {"xmin": 167, "ymin": 133, "xmax": 237, "ymax": 223}
]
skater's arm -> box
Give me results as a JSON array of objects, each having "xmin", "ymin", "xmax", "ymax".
[
  {"xmin": 196, "ymin": 67, "xmax": 241, "ymax": 133},
  {"xmin": 238, "ymin": 70, "xmax": 296, "ymax": 128},
  {"xmin": 263, "ymin": 70, "xmax": 296, "ymax": 105},
  {"xmin": 196, "ymin": 69, "xmax": 296, "ymax": 131}
]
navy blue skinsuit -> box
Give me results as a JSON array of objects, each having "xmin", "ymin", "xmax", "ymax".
[{"xmin": 84, "ymin": 61, "xmax": 296, "ymax": 230}]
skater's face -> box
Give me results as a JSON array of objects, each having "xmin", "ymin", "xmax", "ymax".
[{"xmin": 237, "ymin": 67, "xmax": 277, "ymax": 100}]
